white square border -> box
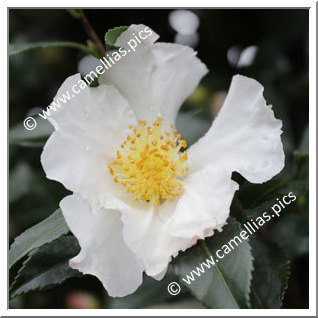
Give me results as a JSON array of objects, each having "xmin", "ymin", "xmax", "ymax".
[{"xmin": 3, "ymin": 1, "xmax": 316, "ymax": 316}]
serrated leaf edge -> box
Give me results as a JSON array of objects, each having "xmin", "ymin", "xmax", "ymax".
[
  {"xmin": 173, "ymin": 217, "xmax": 254, "ymax": 309},
  {"xmin": 10, "ymin": 236, "xmax": 81, "ymax": 299},
  {"xmin": 104, "ymin": 26, "xmax": 129, "ymax": 47},
  {"xmin": 9, "ymin": 209, "xmax": 69, "ymax": 268}
]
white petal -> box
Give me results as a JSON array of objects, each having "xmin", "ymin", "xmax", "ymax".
[
  {"xmin": 117, "ymin": 203, "xmax": 192, "ymax": 276},
  {"xmin": 61, "ymin": 191, "xmax": 175, "ymax": 278},
  {"xmin": 100, "ymin": 24, "xmax": 208, "ymax": 128},
  {"xmin": 41, "ymin": 74, "xmax": 137, "ymax": 207},
  {"xmin": 151, "ymin": 267, "xmax": 168, "ymax": 281},
  {"xmin": 60, "ymin": 194, "xmax": 144, "ymax": 297},
  {"xmin": 165, "ymin": 165, "xmax": 239, "ymax": 238},
  {"xmin": 188, "ymin": 75, "xmax": 284, "ymax": 183}
]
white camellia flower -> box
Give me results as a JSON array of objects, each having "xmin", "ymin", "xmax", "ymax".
[{"xmin": 41, "ymin": 24, "xmax": 284, "ymax": 297}]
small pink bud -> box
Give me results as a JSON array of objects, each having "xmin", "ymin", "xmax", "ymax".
[{"xmin": 66, "ymin": 291, "xmax": 100, "ymax": 309}]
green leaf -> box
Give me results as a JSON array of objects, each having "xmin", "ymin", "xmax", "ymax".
[
  {"xmin": 10, "ymin": 235, "xmax": 81, "ymax": 299},
  {"xmin": 9, "ymin": 209, "xmax": 69, "ymax": 269},
  {"xmin": 9, "ymin": 162, "xmax": 34, "ymax": 202},
  {"xmin": 9, "ymin": 41, "xmax": 94, "ymax": 56},
  {"xmin": 173, "ymin": 217, "xmax": 253, "ymax": 309},
  {"xmin": 250, "ymin": 238, "xmax": 290, "ymax": 308},
  {"xmin": 238, "ymin": 177, "xmax": 308, "ymax": 213},
  {"xmin": 105, "ymin": 26, "xmax": 128, "ymax": 47},
  {"xmin": 240, "ymin": 179, "xmax": 308, "ymax": 222},
  {"xmin": 237, "ymin": 177, "xmax": 289, "ymax": 210},
  {"xmin": 9, "ymin": 116, "xmax": 53, "ymax": 147},
  {"xmin": 268, "ymin": 213, "xmax": 309, "ymax": 259}
]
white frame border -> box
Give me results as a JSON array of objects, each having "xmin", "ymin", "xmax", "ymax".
[{"xmin": 3, "ymin": 1, "xmax": 316, "ymax": 316}]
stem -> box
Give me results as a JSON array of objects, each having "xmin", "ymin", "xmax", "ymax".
[{"xmin": 80, "ymin": 10, "xmax": 106, "ymax": 57}]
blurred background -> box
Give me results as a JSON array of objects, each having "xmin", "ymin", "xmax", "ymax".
[{"xmin": 9, "ymin": 9, "xmax": 309, "ymax": 309}]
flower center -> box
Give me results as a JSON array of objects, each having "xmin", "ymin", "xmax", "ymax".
[{"xmin": 108, "ymin": 117, "xmax": 189, "ymax": 205}]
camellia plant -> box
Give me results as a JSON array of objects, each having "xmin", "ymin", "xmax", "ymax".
[{"xmin": 9, "ymin": 10, "xmax": 309, "ymax": 309}]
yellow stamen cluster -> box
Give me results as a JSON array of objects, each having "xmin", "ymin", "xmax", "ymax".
[{"xmin": 108, "ymin": 117, "xmax": 189, "ymax": 205}]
